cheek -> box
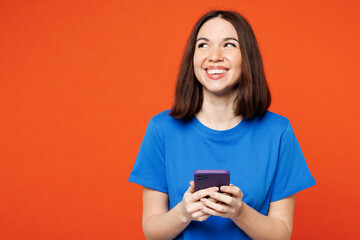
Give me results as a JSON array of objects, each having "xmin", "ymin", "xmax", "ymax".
[
  {"xmin": 228, "ymin": 53, "xmax": 242, "ymax": 66},
  {"xmin": 193, "ymin": 50, "xmax": 209, "ymax": 63},
  {"xmin": 193, "ymin": 66, "xmax": 202, "ymax": 82},
  {"xmin": 193, "ymin": 54, "xmax": 206, "ymax": 76},
  {"xmin": 229, "ymin": 56, "xmax": 242, "ymax": 74}
]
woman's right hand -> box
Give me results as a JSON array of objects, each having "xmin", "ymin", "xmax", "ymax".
[{"xmin": 179, "ymin": 181, "xmax": 219, "ymax": 222}]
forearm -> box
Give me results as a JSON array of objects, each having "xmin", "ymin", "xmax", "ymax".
[
  {"xmin": 232, "ymin": 202, "xmax": 291, "ymax": 240},
  {"xmin": 143, "ymin": 202, "xmax": 190, "ymax": 240}
]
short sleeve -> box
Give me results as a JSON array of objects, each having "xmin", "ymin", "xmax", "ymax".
[
  {"xmin": 270, "ymin": 121, "xmax": 316, "ymax": 202},
  {"xmin": 128, "ymin": 118, "xmax": 168, "ymax": 193}
]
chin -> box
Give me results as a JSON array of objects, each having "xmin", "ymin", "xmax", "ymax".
[{"xmin": 203, "ymin": 87, "xmax": 237, "ymax": 97}]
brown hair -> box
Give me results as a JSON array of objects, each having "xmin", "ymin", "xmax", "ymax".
[{"xmin": 170, "ymin": 10, "xmax": 271, "ymax": 120}]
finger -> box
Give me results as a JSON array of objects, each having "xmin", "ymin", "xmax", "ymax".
[
  {"xmin": 197, "ymin": 214, "xmax": 210, "ymax": 222},
  {"xmin": 208, "ymin": 191, "xmax": 234, "ymax": 205},
  {"xmin": 201, "ymin": 205, "xmax": 225, "ymax": 217},
  {"xmin": 192, "ymin": 187, "xmax": 219, "ymax": 201},
  {"xmin": 207, "ymin": 198, "xmax": 217, "ymax": 203},
  {"xmin": 220, "ymin": 185, "xmax": 243, "ymax": 197},
  {"xmin": 189, "ymin": 181, "xmax": 195, "ymax": 193},
  {"xmin": 201, "ymin": 198, "xmax": 228, "ymax": 213},
  {"xmin": 191, "ymin": 210, "xmax": 208, "ymax": 219},
  {"xmin": 185, "ymin": 185, "xmax": 192, "ymax": 193},
  {"xmin": 186, "ymin": 201, "xmax": 206, "ymax": 213},
  {"xmin": 185, "ymin": 180, "xmax": 197, "ymax": 194}
]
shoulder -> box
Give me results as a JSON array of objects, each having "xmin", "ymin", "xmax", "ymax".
[
  {"xmin": 149, "ymin": 109, "xmax": 191, "ymax": 133},
  {"xmin": 260, "ymin": 111, "xmax": 289, "ymax": 127},
  {"xmin": 151, "ymin": 109, "xmax": 173, "ymax": 123},
  {"xmin": 151, "ymin": 110, "xmax": 179, "ymax": 126},
  {"xmin": 249, "ymin": 111, "xmax": 290, "ymax": 135}
]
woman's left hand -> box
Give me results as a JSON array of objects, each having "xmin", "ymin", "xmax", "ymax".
[{"xmin": 200, "ymin": 184, "xmax": 244, "ymax": 220}]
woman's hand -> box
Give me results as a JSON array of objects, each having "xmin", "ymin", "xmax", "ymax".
[
  {"xmin": 179, "ymin": 181, "xmax": 219, "ymax": 222},
  {"xmin": 200, "ymin": 184, "xmax": 244, "ymax": 220}
]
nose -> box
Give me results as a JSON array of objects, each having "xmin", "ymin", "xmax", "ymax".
[{"xmin": 208, "ymin": 46, "xmax": 223, "ymax": 62}]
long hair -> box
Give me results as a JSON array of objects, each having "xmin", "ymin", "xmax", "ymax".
[{"xmin": 170, "ymin": 10, "xmax": 271, "ymax": 120}]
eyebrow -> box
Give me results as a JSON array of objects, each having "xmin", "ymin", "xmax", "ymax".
[{"xmin": 196, "ymin": 37, "xmax": 240, "ymax": 43}]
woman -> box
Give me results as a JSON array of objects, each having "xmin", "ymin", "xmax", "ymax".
[{"xmin": 129, "ymin": 10, "xmax": 315, "ymax": 240}]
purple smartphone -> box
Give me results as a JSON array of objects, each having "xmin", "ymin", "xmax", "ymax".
[{"xmin": 194, "ymin": 170, "xmax": 230, "ymax": 192}]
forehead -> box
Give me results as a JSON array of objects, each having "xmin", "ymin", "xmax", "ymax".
[{"xmin": 197, "ymin": 17, "xmax": 238, "ymax": 39}]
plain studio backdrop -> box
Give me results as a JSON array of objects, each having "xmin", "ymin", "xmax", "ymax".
[{"xmin": 0, "ymin": 0, "xmax": 359, "ymax": 239}]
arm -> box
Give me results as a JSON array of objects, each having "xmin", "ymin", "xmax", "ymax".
[
  {"xmin": 142, "ymin": 182, "xmax": 218, "ymax": 240},
  {"xmin": 233, "ymin": 196, "xmax": 294, "ymax": 240},
  {"xmin": 142, "ymin": 187, "xmax": 189, "ymax": 240},
  {"xmin": 201, "ymin": 185, "xmax": 295, "ymax": 240}
]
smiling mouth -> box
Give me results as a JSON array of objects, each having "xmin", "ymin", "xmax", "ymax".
[
  {"xmin": 204, "ymin": 67, "xmax": 229, "ymax": 80},
  {"xmin": 205, "ymin": 68, "xmax": 229, "ymax": 75},
  {"xmin": 204, "ymin": 68, "xmax": 229, "ymax": 75}
]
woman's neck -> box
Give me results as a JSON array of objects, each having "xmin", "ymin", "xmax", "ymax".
[{"xmin": 196, "ymin": 90, "xmax": 242, "ymax": 130}]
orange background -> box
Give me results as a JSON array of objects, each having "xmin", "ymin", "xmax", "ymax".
[{"xmin": 1, "ymin": 0, "xmax": 359, "ymax": 239}]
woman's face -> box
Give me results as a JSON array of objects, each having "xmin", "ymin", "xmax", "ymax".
[{"xmin": 193, "ymin": 17, "xmax": 242, "ymax": 97}]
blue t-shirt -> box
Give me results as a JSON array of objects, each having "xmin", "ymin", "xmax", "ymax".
[{"xmin": 129, "ymin": 110, "xmax": 315, "ymax": 239}]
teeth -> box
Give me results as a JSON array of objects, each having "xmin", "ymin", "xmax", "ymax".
[{"xmin": 206, "ymin": 69, "xmax": 228, "ymax": 74}]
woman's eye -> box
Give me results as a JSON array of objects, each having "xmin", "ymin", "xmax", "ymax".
[
  {"xmin": 198, "ymin": 43, "xmax": 209, "ymax": 48},
  {"xmin": 224, "ymin": 43, "xmax": 237, "ymax": 47}
]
